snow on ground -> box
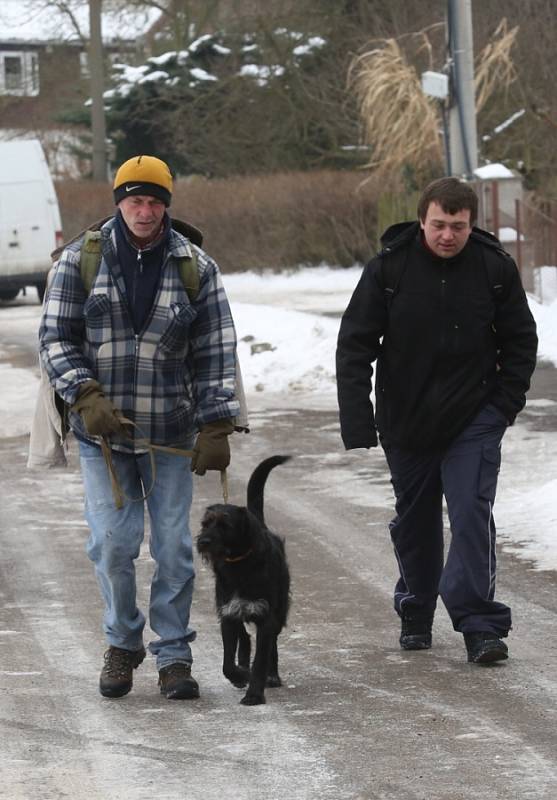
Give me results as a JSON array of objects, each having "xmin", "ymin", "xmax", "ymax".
[
  {"xmin": 1, "ymin": 265, "xmax": 556, "ymax": 570},
  {"xmin": 0, "ymin": 363, "xmax": 39, "ymax": 437},
  {"xmin": 529, "ymin": 293, "xmax": 557, "ymax": 364},
  {"xmin": 227, "ymin": 266, "xmax": 358, "ymax": 396},
  {"xmin": 0, "ymin": 303, "xmax": 42, "ymax": 437},
  {"xmin": 496, "ymin": 420, "xmax": 557, "ymax": 571},
  {"xmin": 234, "ymin": 303, "xmax": 338, "ymax": 394}
]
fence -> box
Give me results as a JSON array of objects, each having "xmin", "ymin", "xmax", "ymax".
[{"xmin": 474, "ymin": 180, "xmax": 557, "ymax": 300}]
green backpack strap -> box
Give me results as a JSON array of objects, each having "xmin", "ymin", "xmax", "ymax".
[
  {"xmin": 79, "ymin": 229, "xmax": 199, "ymax": 302},
  {"xmin": 80, "ymin": 230, "xmax": 103, "ymax": 293},
  {"xmin": 177, "ymin": 250, "xmax": 199, "ymax": 302}
]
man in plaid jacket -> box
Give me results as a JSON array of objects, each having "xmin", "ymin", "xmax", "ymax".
[{"xmin": 39, "ymin": 155, "xmax": 240, "ymax": 700}]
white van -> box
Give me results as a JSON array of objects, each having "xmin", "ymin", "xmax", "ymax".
[{"xmin": 0, "ymin": 139, "xmax": 63, "ymax": 302}]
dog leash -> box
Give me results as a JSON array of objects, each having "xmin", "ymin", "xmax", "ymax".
[{"xmin": 100, "ymin": 416, "xmax": 229, "ymax": 509}]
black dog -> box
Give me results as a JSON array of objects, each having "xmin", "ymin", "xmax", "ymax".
[{"xmin": 197, "ymin": 455, "xmax": 291, "ymax": 705}]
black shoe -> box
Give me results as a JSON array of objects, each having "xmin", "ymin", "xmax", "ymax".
[
  {"xmin": 464, "ymin": 632, "xmax": 508, "ymax": 664},
  {"xmin": 399, "ymin": 616, "xmax": 433, "ymax": 650},
  {"xmin": 99, "ymin": 645, "xmax": 146, "ymax": 698},
  {"xmin": 158, "ymin": 663, "xmax": 200, "ymax": 700}
]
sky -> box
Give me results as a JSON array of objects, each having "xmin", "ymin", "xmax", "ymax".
[{"xmin": 1, "ymin": 265, "xmax": 556, "ymax": 571}]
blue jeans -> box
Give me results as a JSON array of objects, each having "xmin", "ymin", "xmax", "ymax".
[
  {"xmin": 382, "ymin": 404, "xmax": 510, "ymax": 636},
  {"xmin": 79, "ymin": 440, "xmax": 196, "ymax": 668}
]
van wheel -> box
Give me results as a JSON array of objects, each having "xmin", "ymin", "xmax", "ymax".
[
  {"xmin": 36, "ymin": 281, "xmax": 47, "ymax": 303},
  {"xmin": 0, "ymin": 289, "xmax": 19, "ymax": 302}
]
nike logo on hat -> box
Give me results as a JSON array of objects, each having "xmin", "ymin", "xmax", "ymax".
[{"xmin": 125, "ymin": 185, "xmax": 142, "ymax": 191}]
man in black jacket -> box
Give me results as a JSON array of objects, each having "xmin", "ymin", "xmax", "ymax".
[{"xmin": 336, "ymin": 177, "xmax": 538, "ymax": 664}]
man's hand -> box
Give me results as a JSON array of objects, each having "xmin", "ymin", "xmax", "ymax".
[
  {"xmin": 191, "ymin": 419, "xmax": 234, "ymax": 475},
  {"xmin": 71, "ymin": 380, "xmax": 125, "ymax": 437}
]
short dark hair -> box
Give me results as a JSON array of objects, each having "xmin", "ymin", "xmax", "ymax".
[{"xmin": 418, "ymin": 177, "xmax": 478, "ymax": 225}]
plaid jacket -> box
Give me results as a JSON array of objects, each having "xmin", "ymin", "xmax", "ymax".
[{"xmin": 39, "ymin": 216, "xmax": 239, "ymax": 453}]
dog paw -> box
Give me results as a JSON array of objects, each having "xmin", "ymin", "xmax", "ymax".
[
  {"xmin": 266, "ymin": 675, "xmax": 282, "ymax": 688},
  {"xmin": 224, "ymin": 667, "xmax": 249, "ymax": 688},
  {"xmin": 240, "ymin": 692, "xmax": 266, "ymax": 706}
]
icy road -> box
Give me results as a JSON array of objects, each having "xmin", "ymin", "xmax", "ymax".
[{"xmin": 0, "ymin": 294, "xmax": 556, "ymax": 800}]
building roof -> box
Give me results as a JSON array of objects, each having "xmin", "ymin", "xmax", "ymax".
[{"xmin": 0, "ymin": 0, "xmax": 161, "ymax": 45}]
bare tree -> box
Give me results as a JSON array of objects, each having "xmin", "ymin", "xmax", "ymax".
[
  {"xmin": 122, "ymin": 0, "xmax": 226, "ymax": 50},
  {"xmin": 89, "ymin": 0, "xmax": 107, "ymax": 180}
]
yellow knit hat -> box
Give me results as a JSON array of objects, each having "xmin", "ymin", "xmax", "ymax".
[{"xmin": 113, "ymin": 155, "xmax": 173, "ymax": 206}]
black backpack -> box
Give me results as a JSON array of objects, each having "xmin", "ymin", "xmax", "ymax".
[{"xmin": 378, "ymin": 225, "xmax": 511, "ymax": 310}]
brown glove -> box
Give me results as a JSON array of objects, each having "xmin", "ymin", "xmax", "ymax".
[
  {"xmin": 71, "ymin": 380, "xmax": 124, "ymax": 437},
  {"xmin": 191, "ymin": 418, "xmax": 234, "ymax": 475}
]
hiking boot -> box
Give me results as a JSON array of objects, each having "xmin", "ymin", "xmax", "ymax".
[
  {"xmin": 464, "ymin": 632, "xmax": 508, "ymax": 664},
  {"xmin": 399, "ymin": 615, "xmax": 433, "ymax": 650},
  {"xmin": 158, "ymin": 663, "xmax": 200, "ymax": 700},
  {"xmin": 99, "ymin": 645, "xmax": 146, "ymax": 698}
]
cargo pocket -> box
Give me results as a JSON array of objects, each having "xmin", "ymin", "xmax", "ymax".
[
  {"xmin": 478, "ymin": 445, "xmax": 501, "ymax": 502},
  {"xmin": 158, "ymin": 302, "xmax": 197, "ymax": 355}
]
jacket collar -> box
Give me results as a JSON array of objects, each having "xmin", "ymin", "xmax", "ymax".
[
  {"xmin": 102, "ymin": 214, "xmax": 198, "ymax": 261},
  {"xmin": 378, "ymin": 220, "xmax": 508, "ymax": 256}
]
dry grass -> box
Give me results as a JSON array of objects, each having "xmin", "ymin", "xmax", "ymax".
[
  {"xmin": 348, "ymin": 36, "xmax": 443, "ymax": 177},
  {"xmin": 350, "ymin": 19, "xmax": 519, "ymax": 179},
  {"xmin": 475, "ymin": 19, "xmax": 518, "ymax": 112}
]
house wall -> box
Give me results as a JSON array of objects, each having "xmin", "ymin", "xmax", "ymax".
[{"xmin": 0, "ymin": 43, "xmax": 88, "ymax": 130}]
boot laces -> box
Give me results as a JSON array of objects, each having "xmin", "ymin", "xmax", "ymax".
[{"xmin": 103, "ymin": 648, "xmax": 134, "ymax": 678}]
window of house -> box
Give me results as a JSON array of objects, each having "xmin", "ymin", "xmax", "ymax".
[
  {"xmin": 5, "ymin": 56, "xmax": 22, "ymax": 90},
  {"xmin": 0, "ymin": 51, "xmax": 40, "ymax": 96}
]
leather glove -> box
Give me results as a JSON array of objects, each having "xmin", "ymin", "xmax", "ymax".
[
  {"xmin": 191, "ymin": 419, "xmax": 234, "ymax": 475},
  {"xmin": 71, "ymin": 380, "xmax": 125, "ymax": 437}
]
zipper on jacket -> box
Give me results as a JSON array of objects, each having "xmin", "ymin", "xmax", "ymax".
[
  {"xmin": 440, "ymin": 273, "xmax": 447, "ymax": 351},
  {"xmin": 129, "ymin": 250, "xmax": 170, "ymax": 444},
  {"xmin": 132, "ymin": 249, "xmax": 142, "ymax": 310},
  {"xmin": 129, "ymin": 249, "xmax": 173, "ymax": 447},
  {"xmin": 136, "ymin": 250, "xmax": 171, "ymax": 340}
]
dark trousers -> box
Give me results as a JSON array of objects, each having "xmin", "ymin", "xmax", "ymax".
[{"xmin": 382, "ymin": 404, "xmax": 511, "ymax": 636}]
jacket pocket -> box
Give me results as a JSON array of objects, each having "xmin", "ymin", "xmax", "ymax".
[
  {"xmin": 157, "ymin": 302, "xmax": 198, "ymax": 355},
  {"xmin": 477, "ymin": 444, "xmax": 501, "ymax": 502},
  {"xmin": 84, "ymin": 293, "xmax": 111, "ymax": 345}
]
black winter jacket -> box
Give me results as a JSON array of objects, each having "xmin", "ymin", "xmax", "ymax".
[{"xmin": 336, "ymin": 222, "xmax": 538, "ymax": 451}]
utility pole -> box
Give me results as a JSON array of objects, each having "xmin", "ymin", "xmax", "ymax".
[
  {"xmin": 89, "ymin": 0, "xmax": 107, "ymax": 181},
  {"xmin": 447, "ymin": 0, "xmax": 478, "ymax": 178}
]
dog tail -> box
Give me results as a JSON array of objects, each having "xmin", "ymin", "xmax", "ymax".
[{"xmin": 247, "ymin": 455, "xmax": 291, "ymax": 524}]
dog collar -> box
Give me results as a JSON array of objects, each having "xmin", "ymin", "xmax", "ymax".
[{"xmin": 224, "ymin": 549, "xmax": 253, "ymax": 563}]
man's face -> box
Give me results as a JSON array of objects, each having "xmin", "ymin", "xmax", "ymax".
[
  {"xmin": 420, "ymin": 201, "xmax": 472, "ymax": 258},
  {"xmin": 118, "ymin": 195, "xmax": 166, "ymax": 240}
]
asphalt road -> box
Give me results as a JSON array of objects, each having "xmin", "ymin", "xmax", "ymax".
[{"xmin": 0, "ymin": 318, "xmax": 556, "ymax": 799}]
